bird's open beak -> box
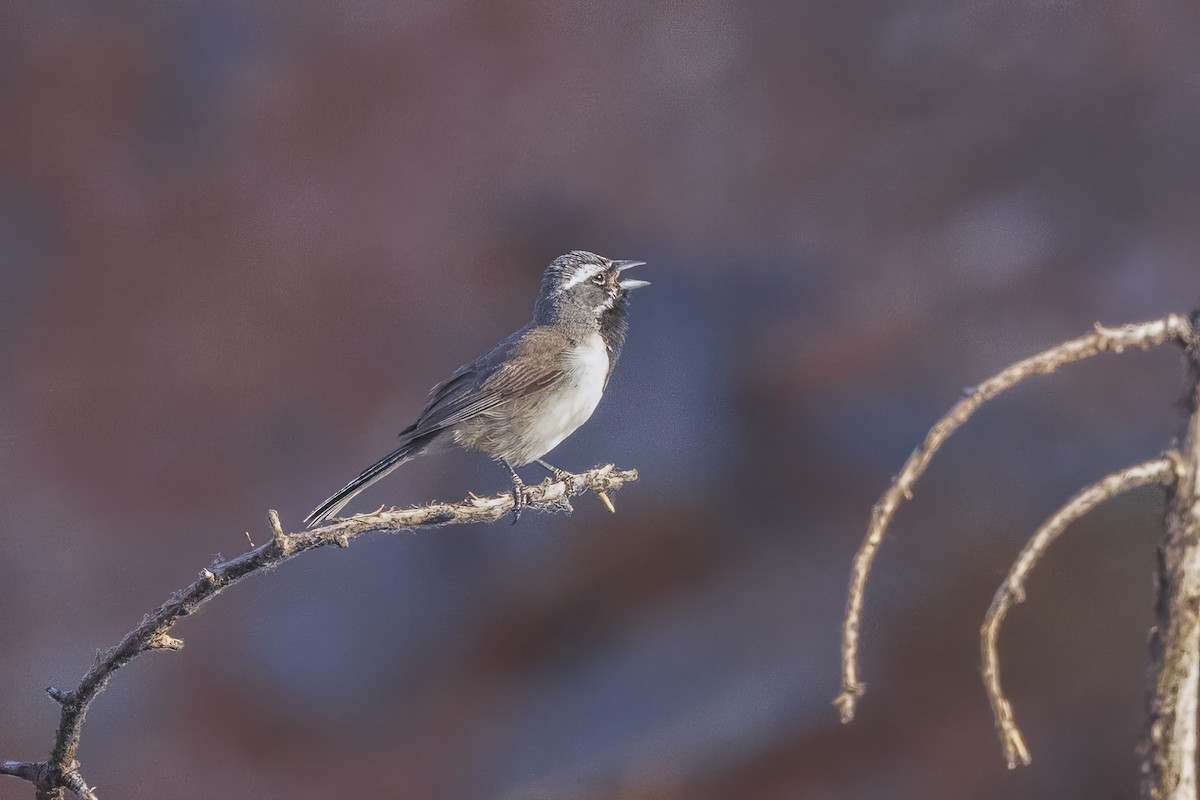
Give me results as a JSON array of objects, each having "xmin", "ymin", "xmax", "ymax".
[{"xmin": 613, "ymin": 260, "xmax": 649, "ymax": 290}]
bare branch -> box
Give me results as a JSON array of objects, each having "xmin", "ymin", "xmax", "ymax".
[
  {"xmin": 981, "ymin": 456, "xmax": 1180, "ymax": 768},
  {"xmin": 1, "ymin": 465, "xmax": 636, "ymax": 800},
  {"xmin": 837, "ymin": 313, "xmax": 1194, "ymax": 722}
]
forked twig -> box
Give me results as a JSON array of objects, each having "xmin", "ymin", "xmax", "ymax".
[
  {"xmin": 836, "ymin": 313, "xmax": 1194, "ymax": 723},
  {"xmin": 981, "ymin": 456, "xmax": 1180, "ymax": 768}
]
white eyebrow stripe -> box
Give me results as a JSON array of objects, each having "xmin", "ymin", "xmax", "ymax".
[{"xmin": 558, "ymin": 263, "xmax": 604, "ymax": 293}]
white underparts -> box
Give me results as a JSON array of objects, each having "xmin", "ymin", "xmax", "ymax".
[{"xmin": 517, "ymin": 332, "xmax": 608, "ymax": 462}]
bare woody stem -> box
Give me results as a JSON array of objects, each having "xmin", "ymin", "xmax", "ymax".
[
  {"xmin": 837, "ymin": 313, "xmax": 1195, "ymax": 723},
  {"xmin": 1144, "ymin": 326, "xmax": 1200, "ymax": 800},
  {"xmin": 982, "ymin": 456, "xmax": 1180, "ymax": 769},
  {"xmin": 0, "ymin": 465, "xmax": 637, "ymax": 800}
]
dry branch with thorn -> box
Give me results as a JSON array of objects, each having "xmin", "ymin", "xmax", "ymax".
[
  {"xmin": 0, "ymin": 465, "xmax": 637, "ymax": 800},
  {"xmin": 835, "ymin": 311, "xmax": 1200, "ymax": 800}
]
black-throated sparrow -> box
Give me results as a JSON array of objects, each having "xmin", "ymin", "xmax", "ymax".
[{"xmin": 304, "ymin": 251, "xmax": 648, "ymax": 527}]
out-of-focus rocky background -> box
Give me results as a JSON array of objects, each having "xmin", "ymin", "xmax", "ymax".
[{"xmin": 2, "ymin": 2, "xmax": 1199, "ymax": 798}]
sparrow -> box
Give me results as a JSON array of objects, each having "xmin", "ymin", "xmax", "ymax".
[{"xmin": 305, "ymin": 251, "xmax": 648, "ymax": 527}]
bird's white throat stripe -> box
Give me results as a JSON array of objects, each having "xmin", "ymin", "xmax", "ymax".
[{"xmin": 558, "ymin": 263, "xmax": 604, "ymax": 293}]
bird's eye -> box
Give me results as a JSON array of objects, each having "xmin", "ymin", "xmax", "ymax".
[{"xmin": 591, "ymin": 274, "xmax": 606, "ymax": 286}]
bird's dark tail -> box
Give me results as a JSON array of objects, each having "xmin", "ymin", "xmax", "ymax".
[{"xmin": 304, "ymin": 439, "xmax": 422, "ymax": 528}]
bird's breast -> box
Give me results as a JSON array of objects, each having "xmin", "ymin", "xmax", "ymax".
[
  {"xmin": 504, "ymin": 332, "xmax": 609, "ymax": 464},
  {"xmin": 561, "ymin": 331, "xmax": 610, "ymax": 424}
]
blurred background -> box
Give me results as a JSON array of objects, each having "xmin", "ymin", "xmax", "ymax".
[{"xmin": 2, "ymin": 1, "xmax": 1200, "ymax": 798}]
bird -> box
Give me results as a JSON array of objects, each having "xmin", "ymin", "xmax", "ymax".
[{"xmin": 304, "ymin": 251, "xmax": 649, "ymax": 527}]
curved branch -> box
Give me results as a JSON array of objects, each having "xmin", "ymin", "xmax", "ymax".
[
  {"xmin": 981, "ymin": 456, "xmax": 1180, "ymax": 768},
  {"xmin": 1, "ymin": 465, "xmax": 637, "ymax": 800},
  {"xmin": 836, "ymin": 313, "xmax": 1194, "ymax": 723}
]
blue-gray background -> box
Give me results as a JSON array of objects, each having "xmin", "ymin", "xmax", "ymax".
[{"xmin": 2, "ymin": 2, "xmax": 1199, "ymax": 798}]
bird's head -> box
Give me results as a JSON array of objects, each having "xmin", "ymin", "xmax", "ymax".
[{"xmin": 533, "ymin": 251, "xmax": 649, "ymax": 327}]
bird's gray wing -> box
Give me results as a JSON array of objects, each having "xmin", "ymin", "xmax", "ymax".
[{"xmin": 400, "ymin": 327, "xmax": 567, "ymax": 439}]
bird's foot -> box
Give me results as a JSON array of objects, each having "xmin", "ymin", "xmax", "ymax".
[
  {"xmin": 535, "ymin": 459, "xmax": 574, "ymax": 487},
  {"xmin": 509, "ymin": 473, "xmax": 527, "ymax": 524}
]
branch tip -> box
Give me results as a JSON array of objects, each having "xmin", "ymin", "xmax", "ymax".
[
  {"xmin": 268, "ymin": 509, "xmax": 284, "ymax": 537},
  {"xmin": 267, "ymin": 509, "xmax": 293, "ymax": 555},
  {"xmin": 834, "ymin": 685, "xmax": 863, "ymax": 724},
  {"xmin": 148, "ymin": 631, "xmax": 184, "ymax": 651}
]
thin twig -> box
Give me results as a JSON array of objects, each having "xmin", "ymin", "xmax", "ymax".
[
  {"xmin": 981, "ymin": 456, "xmax": 1180, "ymax": 768},
  {"xmin": 0, "ymin": 465, "xmax": 637, "ymax": 800},
  {"xmin": 837, "ymin": 313, "xmax": 1194, "ymax": 723}
]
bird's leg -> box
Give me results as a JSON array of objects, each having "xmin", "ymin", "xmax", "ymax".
[
  {"xmin": 501, "ymin": 459, "xmax": 526, "ymax": 523},
  {"xmin": 535, "ymin": 459, "xmax": 572, "ymax": 482}
]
